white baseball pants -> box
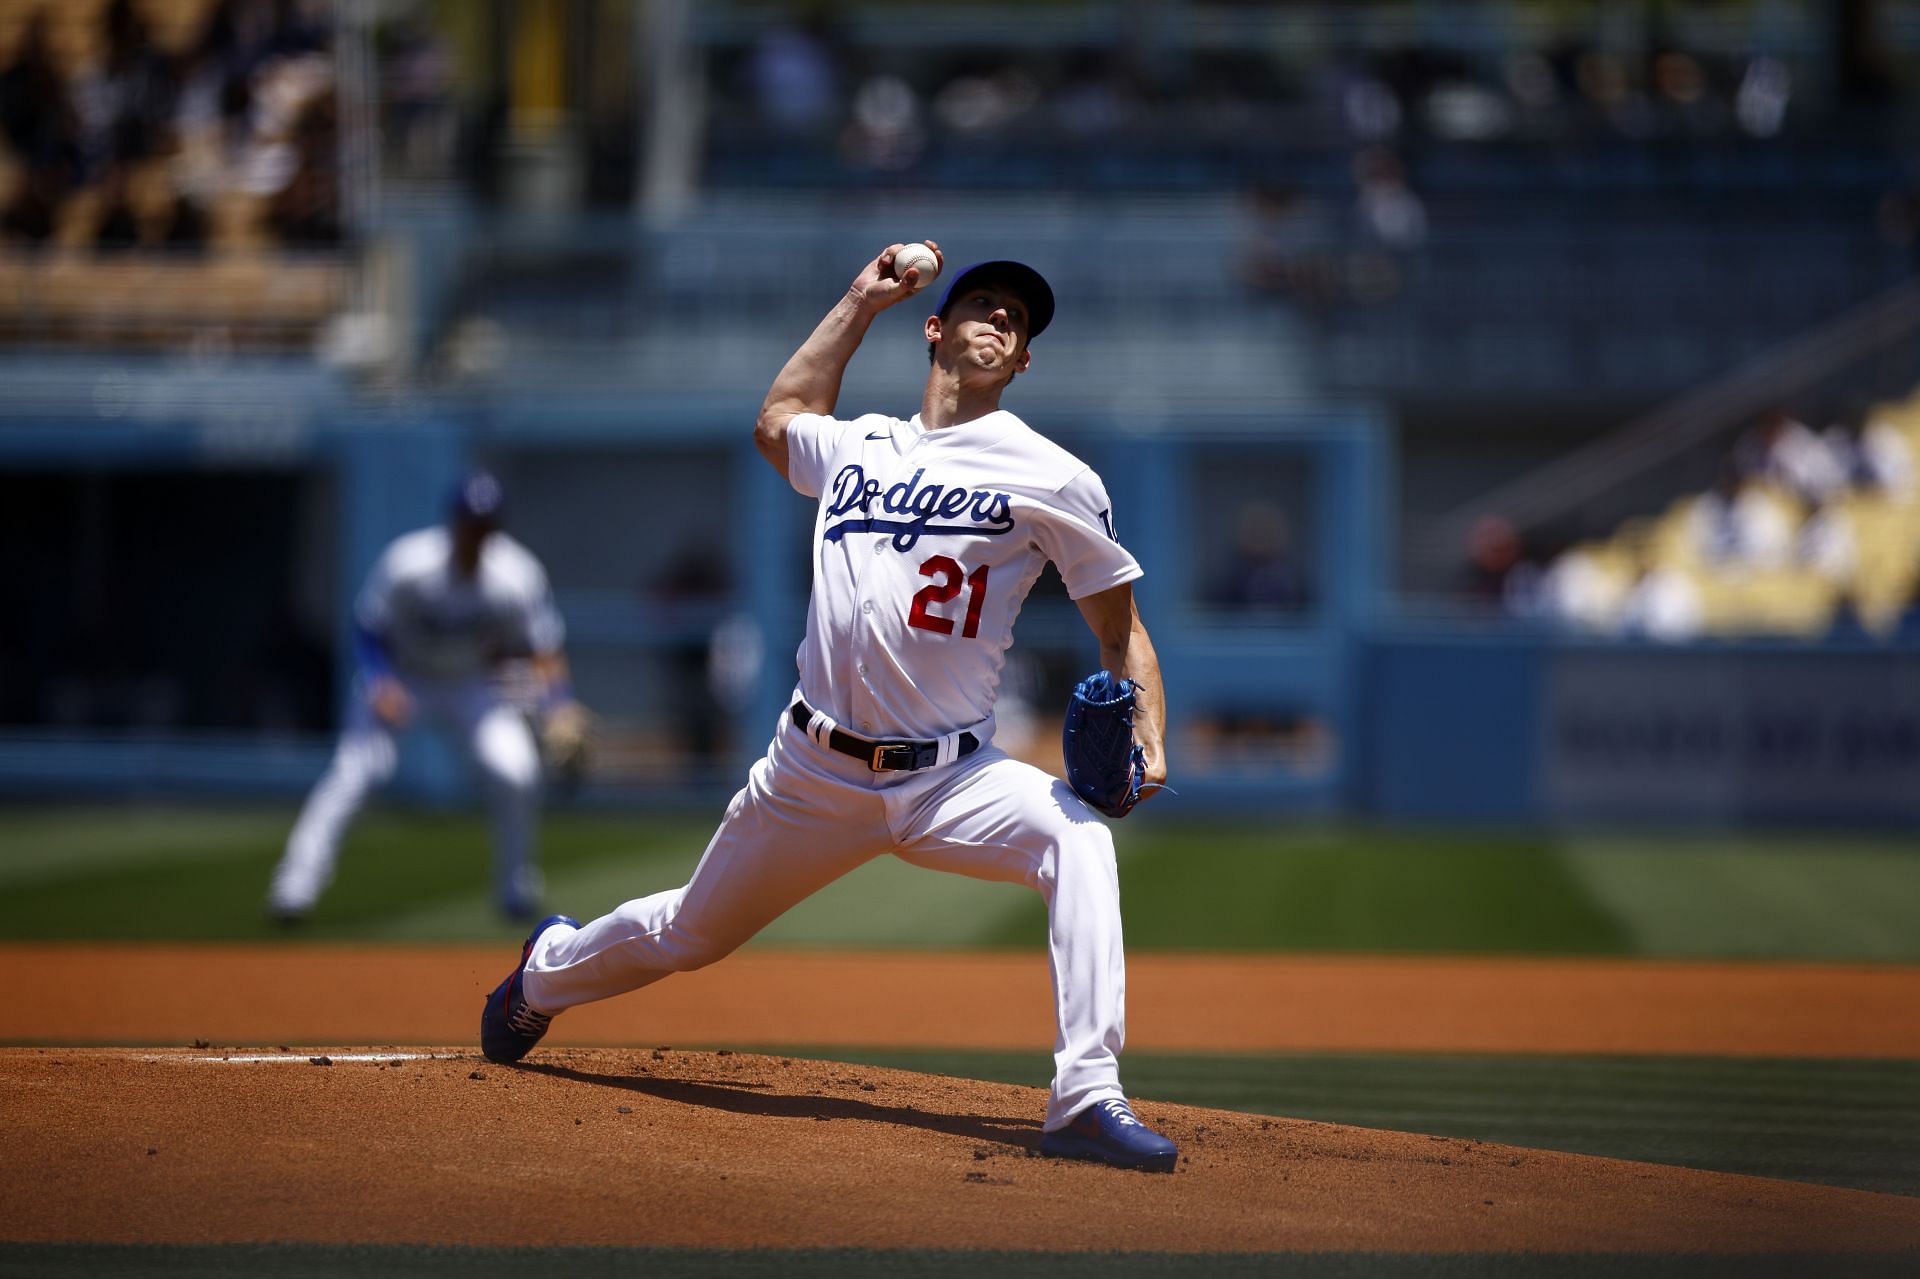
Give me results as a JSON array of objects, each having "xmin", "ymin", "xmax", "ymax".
[
  {"xmin": 523, "ymin": 711, "xmax": 1129, "ymax": 1131},
  {"xmin": 269, "ymin": 678, "xmax": 544, "ymax": 915}
]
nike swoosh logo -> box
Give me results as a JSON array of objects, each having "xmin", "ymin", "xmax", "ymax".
[{"xmin": 865, "ymin": 431, "xmax": 892, "ymax": 440}]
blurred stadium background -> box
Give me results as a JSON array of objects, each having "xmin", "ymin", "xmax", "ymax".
[
  {"xmin": 2, "ymin": 0, "xmax": 1919, "ymax": 932},
  {"xmin": 6, "ymin": 1, "xmax": 1920, "ymax": 1240}
]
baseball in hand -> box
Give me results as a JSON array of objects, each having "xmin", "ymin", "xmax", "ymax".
[{"xmin": 891, "ymin": 243, "xmax": 940, "ymax": 291}]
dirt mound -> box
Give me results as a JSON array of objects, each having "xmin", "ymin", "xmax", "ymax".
[{"xmin": 6, "ymin": 1047, "xmax": 1920, "ymax": 1255}]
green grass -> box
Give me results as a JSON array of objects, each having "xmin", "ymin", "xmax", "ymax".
[
  {"xmin": 1561, "ymin": 835, "xmax": 1920, "ymax": 960},
  {"xmin": 4, "ymin": 805, "xmax": 1920, "ymax": 959},
  {"xmin": 1066, "ymin": 824, "xmax": 1636, "ymax": 954},
  {"xmin": 767, "ymin": 1047, "xmax": 1920, "ymax": 1199},
  {"xmin": 0, "ymin": 805, "xmax": 713, "ymax": 943}
]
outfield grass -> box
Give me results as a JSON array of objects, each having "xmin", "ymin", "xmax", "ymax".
[
  {"xmin": 3, "ymin": 804, "xmax": 1917, "ymax": 960},
  {"xmin": 792, "ymin": 1047, "xmax": 1920, "ymax": 1200}
]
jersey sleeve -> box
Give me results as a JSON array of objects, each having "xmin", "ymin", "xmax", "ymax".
[
  {"xmin": 1034, "ymin": 467, "xmax": 1144, "ymax": 600},
  {"xmin": 501, "ymin": 546, "xmax": 565, "ymax": 656},
  {"xmin": 783, "ymin": 413, "xmax": 855, "ymax": 498},
  {"xmin": 521, "ymin": 562, "xmax": 566, "ymax": 655},
  {"xmin": 352, "ymin": 543, "xmax": 400, "ymax": 635}
]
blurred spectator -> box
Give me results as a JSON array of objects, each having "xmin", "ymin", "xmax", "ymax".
[
  {"xmin": 1, "ymin": 0, "xmax": 336, "ymax": 256},
  {"xmin": 1461, "ymin": 515, "xmax": 1522, "ymax": 610},
  {"xmin": 1422, "ymin": 77, "xmax": 1512, "ymax": 142},
  {"xmin": 1734, "ymin": 55, "xmax": 1792, "ymax": 137},
  {"xmin": 1238, "ymin": 183, "xmax": 1339, "ymax": 308},
  {"xmin": 1346, "ymin": 145, "xmax": 1425, "ymax": 303},
  {"xmin": 1352, "ymin": 147, "xmax": 1425, "ymax": 250},
  {"xmin": 1502, "ymin": 50, "xmax": 1561, "ymax": 127},
  {"xmin": 1337, "ymin": 61, "xmax": 1401, "ymax": 141},
  {"xmin": 934, "ymin": 64, "xmax": 1040, "ymax": 136},
  {"xmin": 72, "ymin": 0, "xmax": 175, "ymax": 180},
  {"xmin": 1735, "ymin": 411, "xmax": 1849, "ymax": 506},
  {"xmin": 1620, "ymin": 560, "xmax": 1705, "ymax": 642},
  {"xmin": 168, "ymin": 0, "xmax": 254, "ymax": 213},
  {"xmin": 1575, "ymin": 49, "xmax": 1653, "ymax": 138},
  {"xmin": 0, "ymin": 8, "xmax": 81, "ymax": 242},
  {"xmin": 266, "ymin": 91, "xmax": 340, "ymax": 244},
  {"xmin": 1689, "ymin": 463, "xmax": 1797, "ymax": 571},
  {"xmin": 1858, "ymin": 415, "xmax": 1916, "ymax": 499},
  {"xmin": 1649, "ymin": 49, "xmax": 1726, "ymax": 138},
  {"xmin": 1796, "ymin": 497, "xmax": 1858, "ymax": 585},
  {"xmin": 747, "ymin": 21, "xmax": 840, "ymax": 135},
  {"xmin": 839, "ymin": 75, "xmax": 925, "ymax": 172},
  {"xmin": 1536, "ymin": 543, "xmax": 1631, "ymax": 634},
  {"xmin": 1206, "ymin": 501, "xmax": 1307, "ymax": 611}
]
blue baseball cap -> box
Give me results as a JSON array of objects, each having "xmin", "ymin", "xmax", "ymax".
[
  {"xmin": 936, "ymin": 260, "xmax": 1055, "ymax": 340},
  {"xmin": 450, "ymin": 469, "xmax": 507, "ymax": 525}
]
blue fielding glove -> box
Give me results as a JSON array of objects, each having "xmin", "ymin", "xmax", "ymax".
[{"xmin": 1062, "ymin": 669, "xmax": 1147, "ymax": 819}]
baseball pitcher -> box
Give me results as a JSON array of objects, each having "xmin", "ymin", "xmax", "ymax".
[{"xmin": 481, "ymin": 246, "xmax": 1178, "ymax": 1171}]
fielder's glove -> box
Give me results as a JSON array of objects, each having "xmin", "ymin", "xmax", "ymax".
[
  {"xmin": 539, "ymin": 700, "xmax": 595, "ymax": 788},
  {"xmin": 1061, "ymin": 670, "xmax": 1146, "ymax": 819}
]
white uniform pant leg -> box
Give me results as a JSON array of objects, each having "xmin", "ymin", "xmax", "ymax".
[
  {"xmin": 459, "ymin": 693, "xmax": 545, "ymax": 911},
  {"xmin": 889, "ymin": 748, "xmax": 1128, "ymax": 1131},
  {"xmin": 270, "ymin": 717, "xmax": 398, "ymax": 913},
  {"xmin": 523, "ymin": 731, "xmax": 889, "ymax": 1013}
]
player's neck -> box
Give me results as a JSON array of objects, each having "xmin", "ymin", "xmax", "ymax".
[{"xmin": 920, "ymin": 369, "xmax": 1005, "ymax": 431}]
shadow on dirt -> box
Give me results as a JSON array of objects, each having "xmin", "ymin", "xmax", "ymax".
[{"xmin": 519, "ymin": 1059, "xmax": 1043, "ymax": 1150}]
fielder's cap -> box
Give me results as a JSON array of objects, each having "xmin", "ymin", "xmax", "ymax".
[
  {"xmin": 937, "ymin": 260, "xmax": 1055, "ymax": 340},
  {"xmin": 450, "ymin": 469, "xmax": 507, "ymax": 526}
]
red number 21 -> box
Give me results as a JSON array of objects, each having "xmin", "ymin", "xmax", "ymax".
[{"xmin": 908, "ymin": 555, "xmax": 989, "ymax": 638}]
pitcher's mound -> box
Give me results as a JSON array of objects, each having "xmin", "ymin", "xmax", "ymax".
[{"xmin": 5, "ymin": 1047, "xmax": 1919, "ymax": 1255}]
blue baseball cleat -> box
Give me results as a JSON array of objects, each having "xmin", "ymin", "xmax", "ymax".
[
  {"xmin": 480, "ymin": 913, "xmax": 578, "ymax": 1064},
  {"xmin": 1039, "ymin": 1098, "xmax": 1179, "ymax": 1172}
]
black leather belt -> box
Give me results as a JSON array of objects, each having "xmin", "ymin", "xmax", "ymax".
[{"xmin": 790, "ymin": 700, "xmax": 979, "ymax": 772}]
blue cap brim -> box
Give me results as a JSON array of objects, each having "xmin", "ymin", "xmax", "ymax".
[{"xmin": 936, "ymin": 260, "xmax": 1055, "ymax": 340}]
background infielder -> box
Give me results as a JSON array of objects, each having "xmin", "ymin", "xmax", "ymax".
[
  {"xmin": 268, "ymin": 471, "xmax": 588, "ymax": 925},
  {"xmin": 482, "ymin": 246, "xmax": 1180, "ymax": 1171}
]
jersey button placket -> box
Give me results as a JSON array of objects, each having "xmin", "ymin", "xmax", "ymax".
[{"xmin": 849, "ymin": 536, "xmax": 883, "ymax": 733}]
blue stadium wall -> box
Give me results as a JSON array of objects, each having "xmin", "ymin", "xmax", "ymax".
[
  {"xmin": 6, "ymin": 360, "xmax": 1917, "ymax": 827},
  {"xmin": 1361, "ymin": 630, "xmax": 1920, "ymax": 828},
  {"xmin": 0, "ymin": 370, "xmax": 1387, "ymax": 813}
]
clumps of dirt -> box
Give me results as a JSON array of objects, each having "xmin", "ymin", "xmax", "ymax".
[{"xmin": 4, "ymin": 1047, "xmax": 1920, "ymax": 1257}]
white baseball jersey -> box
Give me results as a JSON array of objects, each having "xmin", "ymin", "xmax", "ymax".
[
  {"xmin": 355, "ymin": 527, "xmax": 565, "ymax": 683},
  {"xmin": 784, "ymin": 409, "xmax": 1141, "ymax": 740},
  {"xmin": 519, "ymin": 401, "xmax": 1153, "ymax": 1136}
]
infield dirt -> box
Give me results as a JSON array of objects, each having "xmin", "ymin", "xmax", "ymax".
[
  {"xmin": 7, "ymin": 1045, "xmax": 1920, "ymax": 1254},
  {"xmin": 7, "ymin": 946, "xmax": 1920, "ymax": 1256}
]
